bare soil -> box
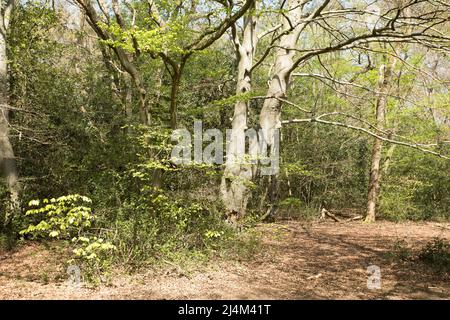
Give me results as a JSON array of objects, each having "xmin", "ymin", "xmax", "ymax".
[{"xmin": 0, "ymin": 220, "xmax": 449, "ymax": 300}]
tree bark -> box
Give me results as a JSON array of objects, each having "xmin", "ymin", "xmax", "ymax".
[
  {"xmin": 221, "ymin": 1, "xmax": 258, "ymax": 220},
  {"xmin": 365, "ymin": 56, "xmax": 397, "ymax": 222},
  {"xmin": 169, "ymin": 61, "xmax": 185, "ymax": 130},
  {"xmin": 258, "ymin": 0, "xmax": 304, "ymax": 219},
  {"xmin": 0, "ymin": 0, "xmax": 19, "ymax": 224}
]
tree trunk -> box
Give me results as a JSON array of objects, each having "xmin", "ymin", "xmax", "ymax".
[
  {"xmin": 365, "ymin": 56, "xmax": 397, "ymax": 222},
  {"xmin": 77, "ymin": 0, "xmax": 150, "ymax": 126},
  {"xmin": 0, "ymin": 1, "xmax": 20, "ymax": 225},
  {"xmin": 221, "ymin": 2, "xmax": 258, "ymax": 220},
  {"xmin": 258, "ymin": 0, "xmax": 304, "ymax": 219},
  {"xmin": 169, "ymin": 67, "xmax": 182, "ymax": 130}
]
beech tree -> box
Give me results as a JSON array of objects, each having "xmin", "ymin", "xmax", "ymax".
[
  {"xmin": 221, "ymin": 0, "xmax": 449, "ymax": 220},
  {"xmin": 221, "ymin": 0, "xmax": 259, "ymax": 220}
]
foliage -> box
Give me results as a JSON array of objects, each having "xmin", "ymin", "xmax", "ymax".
[
  {"xmin": 99, "ymin": 21, "xmax": 187, "ymax": 55},
  {"xmin": 20, "ymin": 195, "xmax": 94, "ymax": 239},
  {"xmin": 1, "ymin": 1, "xmax": 449, "ymax": 283},
  {"xmin": 19, "ymin": 195, "xmax": 116, "ymax": 281}
]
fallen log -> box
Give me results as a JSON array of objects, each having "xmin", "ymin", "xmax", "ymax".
[
  {"xmin": 320, "ymin": 208, "xmax": 341, "ymax": 222},
  {"xmin": 319, "ymin": 208, "xmax": 363, "ymax": 223},
  {"xmin": 346, "ymin": 215, "xmax": 364, "ymax": 222}
]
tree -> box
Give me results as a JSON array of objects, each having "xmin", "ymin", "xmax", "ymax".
[
  {"xmin": 0, "ymin": 0, "xmax": 19, "ymax": 225},
  {"xmin": 75, "ymin": 0, "xmax": 255, "ymax": 129},
  {"xmin": 366, "ymin": 52, "xmax": 398, "ymax": 222},
  {"xmin": 220, "ymin": 1, "xmax": 259, "ymax": 220},
  {"xmin": 267, "ymin": 0, "xmax": 449, "ymax": 221}
]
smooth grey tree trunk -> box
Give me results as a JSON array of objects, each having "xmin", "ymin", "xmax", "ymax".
[
  {"xmin": 221, "ymin": 2, "xmax": 258, "ymax": 221},
  {"xmin": 258, "ymin": 0, "xmax": 304, "ymax": 218},
  {"xmin": 260, "ymin": 0, "xmax": 305, "ymax": 146},
  {"xmin": 222, "ymin": 0, "xmax": 308, "ymax": 220}
]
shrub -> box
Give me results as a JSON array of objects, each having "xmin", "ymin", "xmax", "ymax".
[
  {"xmin": 19, "ymin": 194, "xmax": 116, "ymax": 283},
  {"xmin": 109, "ymin": 187, "xmax": 236, "ymax": 267},
  {"xmin": 418, "ymin": 237, "xmax": 450, "ymax": 274}
]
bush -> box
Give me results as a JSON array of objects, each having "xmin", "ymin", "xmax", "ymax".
[
  {"xmin": 19, "ymin": 194, "xmax": 116, "ymax": 282},
  {"xmin": 386, "ymin": 238, "xmax": 450, "ymax": 275},
  {"xmin": 108, "ymin": 187, "xmax": 237, "ymax": 268},
  {"xmin": 418, "ymin": 237, "xmax": 450, "ymax": 274}
]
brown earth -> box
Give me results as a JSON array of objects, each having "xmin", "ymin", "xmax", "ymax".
[{"xmin": 0, "ymin": 220, "xmax": 449, "ymax": 300}]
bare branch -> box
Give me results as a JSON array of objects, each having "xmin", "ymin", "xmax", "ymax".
[{"xmin": 282, "ymin": 115, "xmax": 450, "ymax": 160}]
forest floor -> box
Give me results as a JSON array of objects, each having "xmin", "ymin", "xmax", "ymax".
[{"xmin": 0, "ymin": 220, "xmax": 449, "ymax": 300}]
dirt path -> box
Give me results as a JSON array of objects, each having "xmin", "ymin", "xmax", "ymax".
[{"xmin": 0, "ymin": 221, "xmax": 449, "ymax": 299}]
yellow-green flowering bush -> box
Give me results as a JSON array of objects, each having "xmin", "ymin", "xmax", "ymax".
[
  {"xmin": 20, "ymin": 195, "xmax": 116, "ymax": 282},
  {"xmin": 20, "ymin": 195, "xmax": 94, "ymax": 239}
]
